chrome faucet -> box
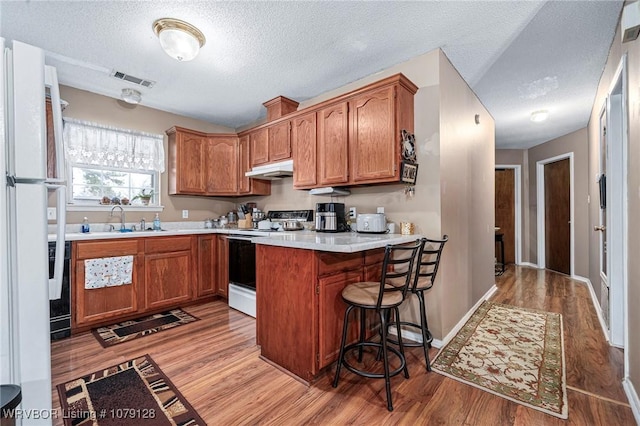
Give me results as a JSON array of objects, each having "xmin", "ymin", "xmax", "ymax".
[{"xmin": 110, "ymin": 205, "xmax": 126, "ymax": 230}]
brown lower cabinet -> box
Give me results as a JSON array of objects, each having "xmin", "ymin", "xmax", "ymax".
[
  {"xmin": 144, "ymin": 237, "xmax": 194, "ymax": 311},
  {"xmin": 216, "ymin": 235, "xmax": 229, "ymax": 298},
  {"xmin": 256, "ymin": 244, "xmax": 381, "ymax": 383},
  {"xmin": 72, "ymin": 235, "xmax": 217, "ymax": 331}
]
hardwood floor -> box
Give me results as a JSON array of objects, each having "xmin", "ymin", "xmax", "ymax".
[{"xmin": 50, "ymin": 266, "xmax": 635, "ymax": 425}]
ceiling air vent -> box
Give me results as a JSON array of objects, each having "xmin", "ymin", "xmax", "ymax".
[{"xmin": 110, "ymin": 70, "xmax": 156, "ymax": 88}]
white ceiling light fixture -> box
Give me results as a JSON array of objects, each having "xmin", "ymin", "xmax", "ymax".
[
  {"xmin": 153, "ymin": 18, "xmax": 206, "ymax": 62},
  {"xmin": 121, "ymin": 88, "xmax": 142, "ymax": 105},
  {"xmin": 530, "ymin": 109, "xmax": 549, "ymax": 123}
]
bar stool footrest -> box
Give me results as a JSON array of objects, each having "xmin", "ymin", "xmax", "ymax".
[
  {"xmin": 340, "ymin": 342, "xmax": 406, "ymax": 379},
  {"xmin": 386, "ymin": 321, "xmax": 433, "ymax": 347}
]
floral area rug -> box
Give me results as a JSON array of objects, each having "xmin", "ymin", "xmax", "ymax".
[
  {"xmin": 431, "ymin": 301, "xmax": 567, "ymax": 419},
  {"xmin": 92, "ymin": 309, "xmax": 199, "ymax": 347},
  {"xmin": 57, "ymin": 354, "xmax": 204, "ymax": 425}
]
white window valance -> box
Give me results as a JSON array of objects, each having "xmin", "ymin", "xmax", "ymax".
[{"xmin": 63, "ymin": 118, "xmax": 165, "ymax": 172}]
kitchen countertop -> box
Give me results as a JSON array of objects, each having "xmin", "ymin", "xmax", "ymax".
[
  {"xmin": 252, "ymin": 231, "xmax": 422, "ymax": 253},
  {"xmin": 50, "ymin": 229, "xmax": 422, "ymax": 253}
]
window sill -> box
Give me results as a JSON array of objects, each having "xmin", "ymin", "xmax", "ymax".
[{"xmin": 66, "ymin": 204, "xmax": 165, "ymax": 213}]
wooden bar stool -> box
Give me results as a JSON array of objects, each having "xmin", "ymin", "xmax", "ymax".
[
  {"xmin": 386, "ymin": 235, "xmax": 448, "ymax": 371},
  {"xmin": 332, "ymin": 239, "xmax": 424, "ymax": 411}
]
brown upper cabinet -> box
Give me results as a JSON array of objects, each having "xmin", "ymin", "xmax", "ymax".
[
  {"xmin": 207, "ymin": 136, "xmax": 238, "ymax": 195},
  {"xmin": 239, "ymin": 135, "xmax": 270, "ymax": 195},
  {"xmin": 268, "ymin": 120, "xmax": 292, "ymax": 162},
  {"xmin": 249, "ymin": 121, "xmax": 292, "ymax": 167},
  {"xmin": 167, "ymin": 126, "xmax": 270, "ymax": 197},
  {"xmin": 295, "ymin": 73, "xmax": 417, "ymax": 188},
  {"xmin": 349, "ymin": 86, "xmax": 397, "ymax": 183},
  {"xmin": 167, "ymin": 73, "xmax": 415, "ymax": 196},
  {"xmin": 292, "ymin": 112, "xmax": 317, "ymax": 188},
  {"xmin": 167, "ymin": 127, "xmax": 208, "ymax": 194},
  {"xmin": 249, "ymin": 127, "xmax": 269, "ymax": 167},
  {"xmin": 317, "ymin": 102, "xmax": 349, "ymax": 186}
]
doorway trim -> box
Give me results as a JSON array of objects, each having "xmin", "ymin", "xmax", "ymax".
[
  {"xmin": 495, "ymin": 164, "xmax": 522, "ymax": 265},
  {"xmin": 536, "ymin": 152, "xmax": 574, "ymax": 276},
  {"xmin": 606, "ymin": 55, "xmax": 628, "ymax": 351}
]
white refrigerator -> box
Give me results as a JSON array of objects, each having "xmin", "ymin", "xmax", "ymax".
[{"xmin": 0, "ymin": 39, "xmax": 66, "ymax": 424}]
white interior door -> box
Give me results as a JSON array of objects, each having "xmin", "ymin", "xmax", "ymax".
[{"xmin": 597, "ymin": 106, "xmax": 609, "ymax": 329}]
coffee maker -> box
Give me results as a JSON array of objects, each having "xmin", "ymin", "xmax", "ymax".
[{"xmin": 315, "ymin": 203, "xmax": 348, "ymax": 232}]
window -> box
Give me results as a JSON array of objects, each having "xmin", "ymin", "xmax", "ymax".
[
  {"xmin": 71, "ymin": 165, "xmax": 157, "ymax": 205},
  {"xmin": 63, "ymin": 119, "xmax": 164, "ymax": 207}
]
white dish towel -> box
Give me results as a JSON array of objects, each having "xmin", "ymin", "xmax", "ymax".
[{"xmin": 84, "ymin": 255, "xmax": 134, "ymax": 289}]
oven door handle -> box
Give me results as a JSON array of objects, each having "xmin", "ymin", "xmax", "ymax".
[{"xmin": 224, "ymin": 235, "xmax": 256, "ymax": 241}]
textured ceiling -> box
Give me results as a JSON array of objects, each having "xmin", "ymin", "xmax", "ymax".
[{"xmin": 0, "ymin": 1, "xmax": 622, "ymax": 148}]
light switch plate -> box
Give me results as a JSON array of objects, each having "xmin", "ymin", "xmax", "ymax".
[
  {"xmin": 182, "ymin": 210, "xmax": 189, "ymax": 219},
  {"xmin": 47, "ymin": 207, "xmax": 56, "ymax": 220},
  {"xmin": 376, "ymin": 206, "xmax": 385, "ymax": 214}
]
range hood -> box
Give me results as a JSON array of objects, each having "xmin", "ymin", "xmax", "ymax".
[{"xmin": 245, "ymin": 159, "xmax": 293, "ymax": 180}]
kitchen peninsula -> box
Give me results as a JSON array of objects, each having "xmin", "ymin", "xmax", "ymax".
[{"xmin": 254, "ymin": 232, "xmax": 421, "ymax": 383}]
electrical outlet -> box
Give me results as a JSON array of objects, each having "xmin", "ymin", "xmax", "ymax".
[
  {"xmin": 376, "ymin": 206, "xmax": 385, "ymax": 214},
  {"xmin": 182, "ymin": 210, "xmax": 189, "ymax": 219},
  {"xmin": 348, "ymin": 207, "xmax": 357, "ymax": 219},
  {"xmin": 47, "ymin": 207, "xmax": 56, "ymax": 220}
]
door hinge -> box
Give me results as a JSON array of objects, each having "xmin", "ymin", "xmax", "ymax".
[
  {"xmin": 315, "ymin": 284, "xmax": 320, "ymax": 295},
  {"xmin": 316, "ymin": 353, "xmax": 320, "ymax": 364}
]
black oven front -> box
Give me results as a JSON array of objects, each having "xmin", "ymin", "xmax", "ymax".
[{"xmin": 227, "ymin": 235, "xmax": 256, "ymax": 290}]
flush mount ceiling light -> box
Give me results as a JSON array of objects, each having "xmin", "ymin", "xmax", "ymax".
[
  {"xmin": 121, "ymin": 88, "xmax": 142, "ymax": 104},
  {"xmin": 530, "ymin": 109, "xmax": 549, "ymax": 123},
  {"xmin": 153, "ymin": 18, "xmax": 206, "ymax": 62}
]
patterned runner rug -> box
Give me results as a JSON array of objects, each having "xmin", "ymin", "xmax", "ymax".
[
  {"xmin": 92, "ymin": 309, "xmax": 199, "ymax": 347},
  {"xmin": 431, "ymin": 301, "xmax": 567, "ymax": 419},
  {"xmin": 57, "ymin": 354, "xmax": 204, "ymax": 425}
]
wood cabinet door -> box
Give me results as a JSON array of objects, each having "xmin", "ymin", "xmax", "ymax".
[
  {"xmin": 268, "ymin": 120, "xmax": 291, "ymax": 162},
  {"xmin": 238, "ymin": 135, "xmax": 251, "ymax": 194},
  {"xmin": 177, "ymin": 132, "xmax": 207, "ymax": 193},
  {"xmin": 197, "ymin": 235, "xmax": 217, "ymax": 298},
  {"xmin": 292, "ymin": 112, "xmax": 317, "ymax": 188},
  {"xmin": 145, "ymin": 251, "xmax": 193, "ymax": 310},
  {"xmin": 250, "ymin": 128, "xmax": 269, "ymax": 166},
  {"xmin": 318, "ymin": 102, "xmax": 349, "ymax": 185},
  {"xmin": 216, "ymin": 235, "xmax": 229, "ymax": 298},
  {"xmin": 318, "ymin": 270, "xmax": 362, "ymax": 369},
  {"xmin": 207, "ymin": 137, "xmax": 238, "ymax": 194},
  {"xmin": 73, "ymin": 240, "xmax": 140, "ymax": 327},
  {"xmin": 349, "ymin": 86, "xmax": 397, "ymax": 183}
]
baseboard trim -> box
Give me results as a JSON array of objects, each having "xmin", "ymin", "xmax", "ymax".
[
  {"xmin": 387, "ymin": 328, "xmax": 443, "ymax": 348},
  {"xmin": 572, "ymin": 274, "xmax": 611, "ymax": 345},
  {"xmin": 438, "ymin": 284, "xmax": 498, "ymax": 347},
  {"xmin": 518, "ymin": 262, "xmax": 539, "ymax": 268},
  {"xmin": 386, "ymin": 285, "xmax": 500, "ymax": 349},
  {"xmin": 623, "ymin": 378, "xmax": 640, "ymax": 424}
]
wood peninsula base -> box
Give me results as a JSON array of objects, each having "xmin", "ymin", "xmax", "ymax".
[{"xmin": 256, "ymin": 244, "xmax": 386, "ymax": 383}]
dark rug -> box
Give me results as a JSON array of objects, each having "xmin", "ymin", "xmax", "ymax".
[
  {"xmin": 92, "ymin": 309, "xmax": 199, "ymax": 347},
  {"xmin": 57, "ymin": 354, "xmax": 205, "ymax": 425}
]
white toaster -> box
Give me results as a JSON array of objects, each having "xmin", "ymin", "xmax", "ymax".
[{"xmin": 356, "ymin": 213, "xmax": 387, "ymax": 233}]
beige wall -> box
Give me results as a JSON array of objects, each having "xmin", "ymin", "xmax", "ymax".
[
  {"xmin": 495, "ymin": 149, "xmax": 530, "ymax": 264},
  {"xmin": 438, "ymin": 51, "xmax": 495, "ymax": 332},
  {"xmin": 588, "ymin": 19, "xmax": 640, "ymax": 399},
  {"xmin": 527, "ymin": 128, "xmax": 590, "ymax": 276},
  {"xmin": 57, "ymin": 86, "xmax": 238, "ymax": 226}
]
